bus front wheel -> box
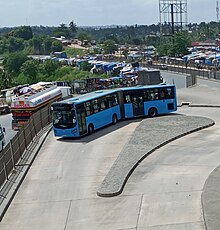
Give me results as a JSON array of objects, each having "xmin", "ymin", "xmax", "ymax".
[
  {"xmin": 148, "ymin": 108, "xmax": 158, "ymax": 118},
  {"xmin": 88, "ymin": 124, "xmax": 94, "ymax": 134},
  {"xmin": 112, "ymin": 114, "xmax": 118, "ymax": 124}
]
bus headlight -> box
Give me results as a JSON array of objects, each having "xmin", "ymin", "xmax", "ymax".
[{"xmin": 71, "ymin": 129, "xmax": 77, "ymax": 133}]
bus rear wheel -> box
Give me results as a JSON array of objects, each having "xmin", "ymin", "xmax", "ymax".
[
  {"xmin": 88, "ymin": 124, "xmax": 94, "ymax": 134},
  {"xmin": 112, "ymin": 114, "xmax": 118, "ymax": 124},
  {"xmin": 148, "ymin": 108, "xmax": 157, "ymax": 118}
]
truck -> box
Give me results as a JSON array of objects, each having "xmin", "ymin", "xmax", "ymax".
[
  {"xmin": 137, "ymin": 68, "xmax": 164, "ymax": 85},
  {"xmin": 10, "ymin": 84, "xmax": 63, "ymax": 130}
]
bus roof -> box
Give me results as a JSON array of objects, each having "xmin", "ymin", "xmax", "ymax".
[
  {"xmin": 62, "ymin": 88, "xmax": 119, "ymax": 104},
  {"xmin": 56, "ymin": 84, "xmax": 175, "ymax": 105},
  {"xmin": 120, "ymin": 84, "xmax": 174, "ymax": 91}
]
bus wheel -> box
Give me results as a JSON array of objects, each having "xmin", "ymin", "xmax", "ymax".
[
  {"xmin": 148, "ymin": 108, "xmax": 157, "ymax": 117},
  {"xmin": 112, "ymin": 114, "xmax": 118, "ymax": 124},
  {"xmin": 88, "ymin": 124, "xmax": 94, "ymax": 134}
]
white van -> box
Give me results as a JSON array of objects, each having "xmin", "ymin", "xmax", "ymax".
[{"xmin": 0, "ymin": 125, "xmax": 6, "ymax": 151}]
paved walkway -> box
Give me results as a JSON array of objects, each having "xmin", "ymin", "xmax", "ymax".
[{"xmin": 0, "ymin": 124, "xmax": 52, "ymax": 221}]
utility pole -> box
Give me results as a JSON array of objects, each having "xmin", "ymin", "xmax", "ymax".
[{"xmin": 217, "ymin": 0, "xmax": 219, "ymax": 22}]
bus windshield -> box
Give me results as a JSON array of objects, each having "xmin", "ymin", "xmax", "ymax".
[{"xmin": 52, "ymin": 105, "xmax": 76, "ymax": 129}]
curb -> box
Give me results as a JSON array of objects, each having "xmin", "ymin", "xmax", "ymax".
[
  {"xmin": 97, "ymin": 115, "xmax": 215, "ymax": 197},
  {"xmin": 178, "ymin": 102, "xmax": 220, "ymax": 108}
]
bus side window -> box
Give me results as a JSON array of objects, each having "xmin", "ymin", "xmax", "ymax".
[
  {"xmin": 124, "ymin": 94, "xmax": 131, "ymax": 103},
  {"xmin": 85, "ymin": 101, "xmax": 93, "ymax": 116},
  {"xmin": 106, "ymin": 95, "xmax": 112, "ymax": 108},
  {"xmin": 159, "ymin": 89, "xmax": 165, "ymax": 99},
  {"xmin": 99, "ymin": 99, "xmax": 107, "ymax": 111},
  {"xmin": 165, "ymin": 87, "xmax": 174, "ymax": 99},
  {"xmin": 92, "ymin": 99, "xmax": 100, "ymax": 113},
  {"xmin": 148, "ymin": 89, "xmax": 158, "ymax": 100},
  {"xmin": 112, "ymin": 94, "xmax": 118, "ymax": 106},
  {"xmin": 143, "ymin": 91, "xmax": 148, "ymax": 101}
]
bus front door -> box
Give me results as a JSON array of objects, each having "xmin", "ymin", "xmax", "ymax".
[
  {"xmin": 132, "ymin": 95, "xmax": 144, "ymax": 116},
  {"xmin": 76, "ymin": 106, "xmax": 87, "ymax": 136}
]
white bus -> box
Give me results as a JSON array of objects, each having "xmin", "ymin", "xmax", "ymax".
[{"xmin": 0, "ymin": 125, "xmax": 5, "ymax": 151}]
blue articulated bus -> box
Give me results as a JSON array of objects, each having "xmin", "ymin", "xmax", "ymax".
[{"xmin": 51, "ymin": 84, "xmax": 177, "ymax": 138}]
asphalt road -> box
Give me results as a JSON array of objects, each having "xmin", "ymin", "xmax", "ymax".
[{"xmin": 162, "ymin": 71, "xmax": 187, "ymax": 88}]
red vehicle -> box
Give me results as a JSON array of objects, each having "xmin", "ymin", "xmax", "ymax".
[{"xmin": 10, "ymin": 85, "xmax": 62, "ymax": 130}]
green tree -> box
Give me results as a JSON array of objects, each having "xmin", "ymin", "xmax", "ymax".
[
  {"xmin": 0, "ymin": 69, "xmax": 12, "ymax": 89},
  {"xmin": 29, "ymin": 36, "xmax": 43, "ymax": 54},
  {"xmin": 156, "ymin": 44, "xmax": 172, "ymax": 56},
  {"xmin": 9, "ymin": 26, "xmax": 33, "ymax": 40},
  {"xmin": 0, "ymin": 37, "xmax": 8, "ymax": 54},
  {"xmin": 77, "ymin": 31, "xmax": 92, "ymax": 44},
  {"xmin": 173, "ymin": 32, "xmax": 190, "ymax": 56},
  {"xmin": 43, "ymin": 37, "xmax": 52, "ymax": 54},
  {"xmin": 102, "ymin": 39, "xmax": 118, "ymax": 54},
  {"xmin": 132, "ymin": 37, "xmax": 142, "ymax": 45},
  {"xmin": 52, "ymin": 24, "xmax": 70, "ymax": 38},
  {"xmin": 51, "ymin": 40, "xmax": 63, "ymax": 52},
  {"xmin": 3, "ymin": 52, "xmax": 28, "ymax": 78},
  {"xmin": 55, "ymin": 66, "xmax": 72, "ymax": 79},
  {"xmin": 39, "ymin": 59, "xmax": 60, "ymax": 80},
  {"xmin": 20, "ymin": 59, "xmax": 39, "ymax": 84},
  {"xmin": 79, "ymin": 61, "xmax": 91, "ymax": 71},
  {"xmin": 65, "ymin": 47, "xmax": 88, "ymax": 57},
  {"xmin": 8, "ymin": 37, "xmax": 24, "ymax": 52}
]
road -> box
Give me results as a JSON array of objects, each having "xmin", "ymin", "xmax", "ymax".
[
  {"xmin": 162, "ymin": 71, "xmax": 186, "ymax": 88},
  {"xmin": 0, "ymin": 70, "xmax": 218, "ymax": 147},
  {"xmin": 1, "ymin": 74, "xmax": 220, "ymax": 229},
  {"xmin": 0, "ymin": 71, "xmax": 187, "ymax": 150}
]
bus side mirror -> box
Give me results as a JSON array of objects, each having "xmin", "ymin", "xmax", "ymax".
[{"xmin": 3, "ymin": 128, "xmax": 5, "ymax": 133}]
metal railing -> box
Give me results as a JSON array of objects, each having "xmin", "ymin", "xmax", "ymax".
[
  {"xmin": 142, "ymin": 61, "xmax": 217, "ymax": 80},
  {"xmin": 0, "ymin": 106, "xmax": 51, "ymax": 190}
]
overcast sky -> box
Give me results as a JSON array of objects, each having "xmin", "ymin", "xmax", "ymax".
[{"xmin": 0, "ymin": 0, "xmax": 217, "ymax": 27}]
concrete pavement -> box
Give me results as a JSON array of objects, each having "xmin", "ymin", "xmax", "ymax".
[
  {"xmin": 0, "ymin": 112, "xmax": 219, "ymax": 229},
  {"xmin": 0, "ymin": 124, "xmax": 52, "ymax": 221},
  {"xmin": 1, "ymin": 81, "xmax": 220, "ymax": 229}
]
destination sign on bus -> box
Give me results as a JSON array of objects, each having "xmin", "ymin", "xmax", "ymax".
[{"xmin": 51, "ymin": 104, "xmax": 72, "ymax": 111}]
